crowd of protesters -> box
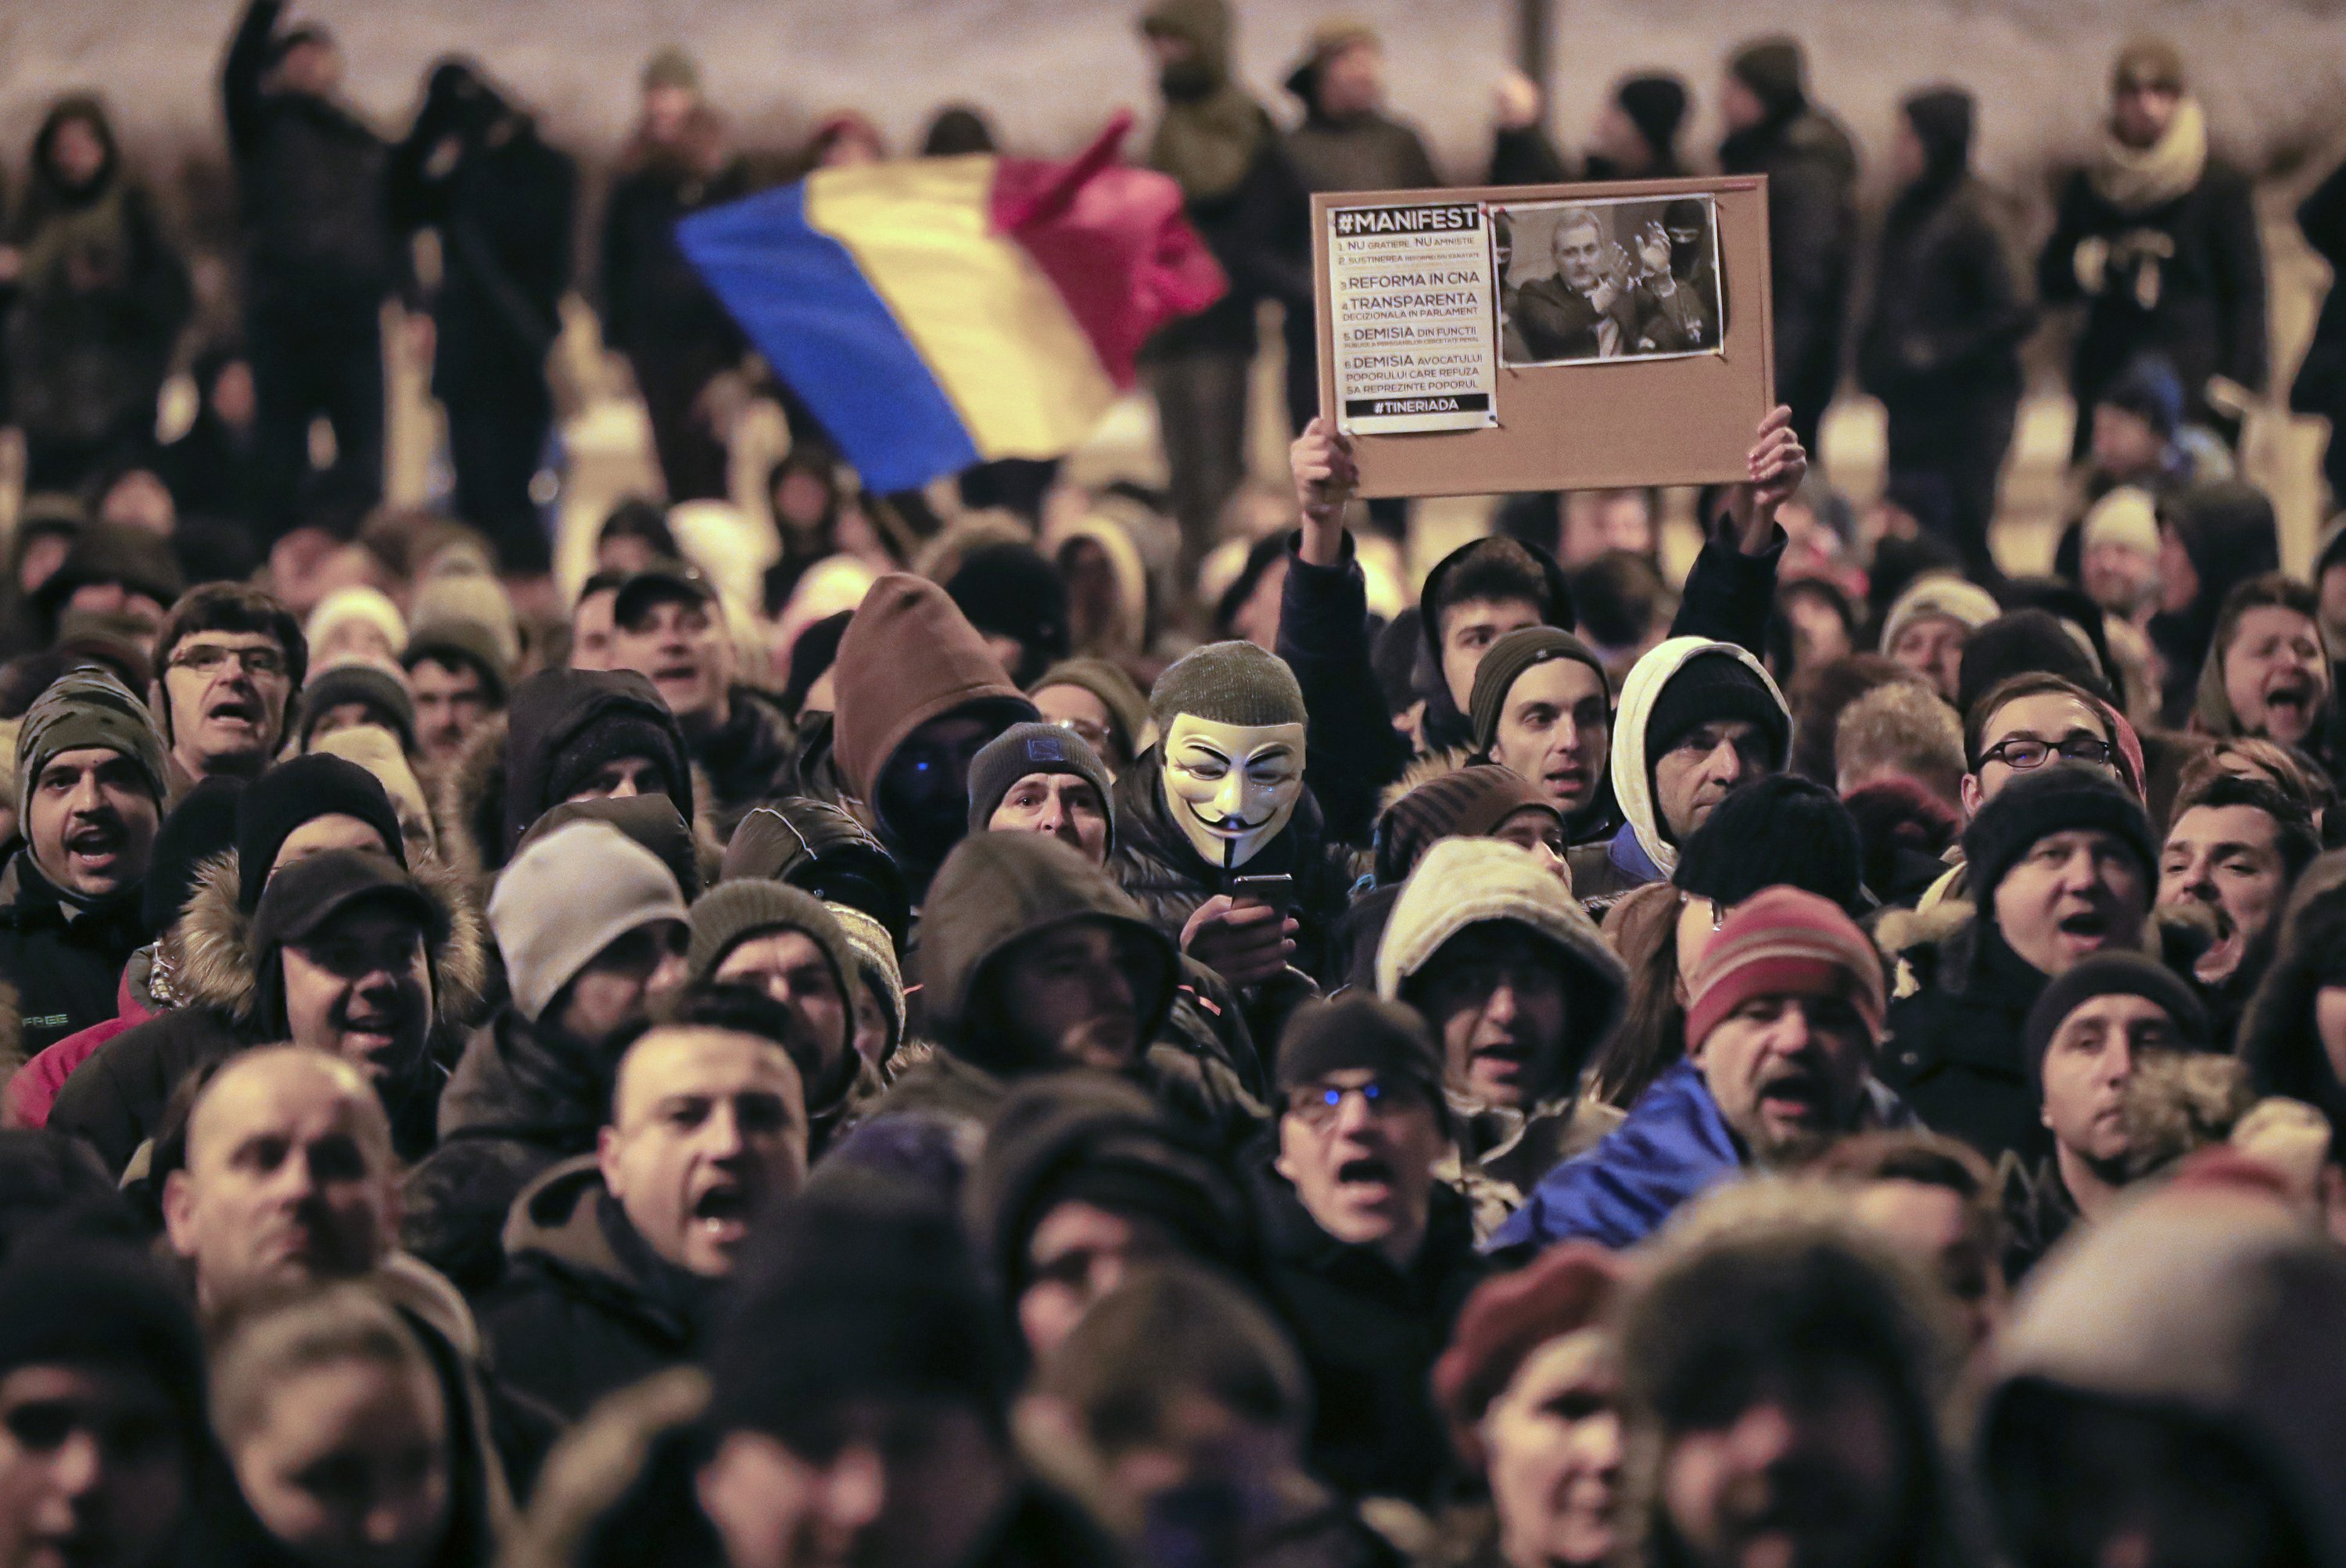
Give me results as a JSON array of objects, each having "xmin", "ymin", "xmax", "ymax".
[{"xmin": 0, "ymin": 3, "xmax": 2344, "ymax": 1568}]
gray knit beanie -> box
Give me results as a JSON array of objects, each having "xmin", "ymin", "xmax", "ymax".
[
  {"xmin": 687, "ymin": 881, "xmax": 857, "ymax": 1011},
  {"xmin": 1148, "ymin": 641, "xmax": 1307, "ymax": 734},
  {"xmin": 490, "ymin": 820, "xmax": 691, "ymax": 1024},
  {"xmin": 16, "ymin": 668, "xmax": 168, "ymax": 820},
  {"xmin": 965, "ymin": 722, "xmax": 1117, "ymax": 852}
]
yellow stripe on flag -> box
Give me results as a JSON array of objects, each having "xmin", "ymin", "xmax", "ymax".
[{"xmin": 805, "ymin": 156, "xmax": 1116, "ymax": 461}]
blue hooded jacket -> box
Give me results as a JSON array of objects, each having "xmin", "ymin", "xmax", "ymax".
[{"xmin": 1485, "ymin": 1059, "xmax": 1745, "ymax": 1258}]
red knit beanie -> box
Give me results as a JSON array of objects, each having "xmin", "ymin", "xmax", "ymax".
[
  {"xmin": 1682, "ymin": 886, "xmax": 1886, "ymax": 1050},
  {"xmin": 1431, "ymin": 1241, "xmax": 1623, "ymax": 1469}
]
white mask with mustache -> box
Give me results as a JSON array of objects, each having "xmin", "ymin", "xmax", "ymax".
[{"xmin": 1160, "ymin": 714, "xmax": 1306, "ymax": 870}]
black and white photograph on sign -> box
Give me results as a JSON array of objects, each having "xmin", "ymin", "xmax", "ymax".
[{"xmin": 1492, "ymin": 195, "xmax": 1725, "ymax": 366}]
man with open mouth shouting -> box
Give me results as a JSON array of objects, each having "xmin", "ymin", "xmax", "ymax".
[
  {"xmin": 1491, "ymin": 886, "xmax": 1897, "ymax": 1257},
  {"xmin": 1255, "ymin": 994, "xmax": 1486, "ymax": 1506},
  {"xmin": 0, "ymin": 669, "xmax": 168, "ymax": 1058},
  {"xmin": 482, "ymin": 986, "xmax": 809, "ymax": 1423},
  {"xmin": 1880, "ymin": 764, "xmax": 2158, "ymax": 1164},
  {"xmin": 149, "ymin": 583, "xmax": 306, "ymax": 791}
]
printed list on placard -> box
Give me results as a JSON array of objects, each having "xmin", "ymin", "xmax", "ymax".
[{"xmin": 1327, "ymin": 202, "xmax": 1500, "ymax": 436}]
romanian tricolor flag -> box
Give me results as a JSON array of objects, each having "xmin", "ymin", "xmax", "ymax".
[{"xmin": 679, "ymin": 114, "xmax": 1226, "ymax": 494}]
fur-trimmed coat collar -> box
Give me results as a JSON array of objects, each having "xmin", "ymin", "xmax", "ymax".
[{"xmin": 177, "ymin": 847, "xmax": 490, "ymax": 1030}]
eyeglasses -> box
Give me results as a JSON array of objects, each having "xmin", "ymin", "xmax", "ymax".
[
  {"xmin": 1286, "ymin": 1078, "xmax": 1415, "ymax": 1130},
  {"xmin": 170, "ymin": 643, "xmax": 289, "ymax": 680},
  {"xmin": 1978, "ymin": 736, "xmax": 2115, "ymax": 773},
  {"xmin": 1051, "ymin": 716, "xmax": 1113, "ymax": 754}
]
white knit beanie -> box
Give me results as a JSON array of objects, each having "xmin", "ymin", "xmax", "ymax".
[
  {"xmin": 489, "ymin": 820, "xmax": 689, "ymax": 1024},
  {"xmin": 1880, "ymin": 572, "xmax": 2001, "ymax": 655}
]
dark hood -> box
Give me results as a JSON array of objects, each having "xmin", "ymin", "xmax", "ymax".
[
  {"xmin": 1415, "ymin": 537, "xmax": 1577, "ymax": 753},
  {"xmin": 23, "ymin": 95, "xmax": 121, "ymax": 220},
  {"xmin": 720, "ymin": 798, "xmax": 910, "ymax": 953},
  {"xmin": 502, "ymin": 1155, "xmax": 708, "ymax": 1341},
  {"xmin": 917, "ymin": 832, "xmax": 1176, "ymax": 1071},
  {"xmin": 501, "ymin": 669, "xmax": 691, "ymax": 857},
  {"xmin": 830, "ymin": 574, "xmax": 1035, "ymax": 849}
]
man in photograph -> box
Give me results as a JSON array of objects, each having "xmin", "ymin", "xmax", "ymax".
[{"xmin": 1514, "ymin": 204, "xmax": 1712, "ymax": 362}]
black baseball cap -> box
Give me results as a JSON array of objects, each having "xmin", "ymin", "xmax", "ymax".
[
  {"xmin": 612, "ymin": 561, "xmax": 719, "ymax": 630},
  {"xmin": 252, "ymin": 849, "xmax": 443, "ymax": 955}
]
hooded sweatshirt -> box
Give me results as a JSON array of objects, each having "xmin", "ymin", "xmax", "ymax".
[
  {"xmin": 1594, "ymin": 637, "xmax": 1792, "ymax": 894},
  {"xmin": 1983, "ymin": 1186, "xmax": 2346, "ymax": 1568},
  {"xmin": 830, "ymin": 574, "xmax": 1036, "ymax": 877},
  {"xmin": 909, "ymin": 831, "xmax": 1261, "ymax": 1143},
  {"xmin": 1376, "ymin": 837, "xmax": 1629, "ymax": 1197}
]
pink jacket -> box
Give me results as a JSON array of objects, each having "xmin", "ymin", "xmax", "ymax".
[{"xmin": 6, "ymin": 961, "xmax": 154, "ymax": 1128}]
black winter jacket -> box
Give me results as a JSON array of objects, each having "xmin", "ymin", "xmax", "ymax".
[
  {"xmin": 1877, "ymin": 914, "xmax": 2054, "ymax": 1166},
  {"xmin": 389, "ymin": 99, "xmax": 576, "ymax": 403},
  {"xmin": 404, "ymin": 1006, "xmax": 605, "ymax": 1294},
  {"xmin": 0, "ymin": 847, "xmax": 149, "ymax": 1060},
  {"xmin": 1251, "ymin": 1148, "xmax": 1486, "ymax": 1504},
  {"xmin": 693, "ymin": 686, "xmax": 798, "ymax": 842},
  {"xmin": 223, "ymin": 0, "xmax": 399, "ymax": 302},
  {"xmin": 1107, "ymin": 750, "xmax": 1358, "ymax": 987},
  {"xmin": 2038, "ymin": 155, "xmax": 2265, "ymax": 414},
  {"xmin": 1858, "ymin": 176, "xmax": 2032, "ymax": 411},
  {"xmin": 476, "ymin": 1158, "xmax": 709, "ymax": 1424},
  {"xmin": 1720, "ymin": 105, "xmax": 1859, "ymax": 404}
]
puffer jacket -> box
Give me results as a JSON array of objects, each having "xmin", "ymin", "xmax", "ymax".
[{"xmin": 46, "ymin": 847, "xmax": 489, "ymax": 1173}]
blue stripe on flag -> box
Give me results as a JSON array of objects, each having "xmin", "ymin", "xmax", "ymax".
[{"xmin": 679, "ymin": 183, "xmax": 981, "ymax": 493}]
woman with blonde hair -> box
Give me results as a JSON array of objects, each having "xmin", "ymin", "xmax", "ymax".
[{"xmin": 211, "ymin": 1284, "xmax": 505, "ymax": 1568}]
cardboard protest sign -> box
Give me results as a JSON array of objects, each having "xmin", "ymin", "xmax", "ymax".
[{"xmin": 1312, "ymin": 175, "xmax": 1774, "ymax": 498}]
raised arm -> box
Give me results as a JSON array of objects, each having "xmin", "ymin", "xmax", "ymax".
[{"xmin": 222, "ymin": 0, "xmax": 283, "ymax": 161}]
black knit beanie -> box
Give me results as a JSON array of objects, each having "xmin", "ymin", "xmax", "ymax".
[
  {"xmin": 946, "ymin": 544, "xmax": 1070, "ymax": 680},
  {"xmin": 235, "ymin": 754, "xmax": 407, "ymax": 913},
  {"xmin": 297, "ymin": 662, "xmax": 419, "ymax": 755},
  {"xmin": 1275, "ymin": 995, "xmax": 1446, "ymax": 1111},
  {"xmin": 965, "ymin": 722, "xmax": 1116, "ymax": 851},
  {"xmin": 0, "ymin": 1241, "xmax": 206, "ymax": 1448},
  {"xmin": 1962, "ymin": 763, "xmax": 2155, "ymax": 906},
  {"xmin": 2021, "ymin": 949, "xmax": 2209, "ymax": 1089},
  {"xmin": 1673, "ymin": 774, "xmax": 1864, "ymax": 913},
  {"xmin": 1730, "ymin": 37, "xmax": 1806, "ymax": 117},
  {"xmin": 1956, "ymin": 610, "xmax": 2109, "ymax": 719},
  {"xmin": 1469, "ymin": 626, "xmax": 1609, "ymax": 753},
  {"xmin": 1616, "ymin": 74, "xmax": 1689, "ymax": 158},
  {"xmin": 547, "ymin": 712, "xmax": 690, "ymax": 807},
  {"xmin": 1643, "ymin": 652, "xmax": 1789, "ymax": 776},
  {"xmin": 1149, "ymin": 640, "xmax": 1307, "ymax": 733},
  {"xmin": 142, "ymin": 776, "xmax": 244, "ymax": 932},
  {"xmin": 708, "ymin": 1172, "xmax": 1009, "ymax": 1440},
  {"xmin": 970, "ymin": 1077, "xmax": 1250, "ymax": 1304}
]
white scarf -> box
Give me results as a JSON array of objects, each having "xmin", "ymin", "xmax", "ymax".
[{"xmin": 2092, "ymin": 96, "xmax": 2209, "ymax": 214}]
